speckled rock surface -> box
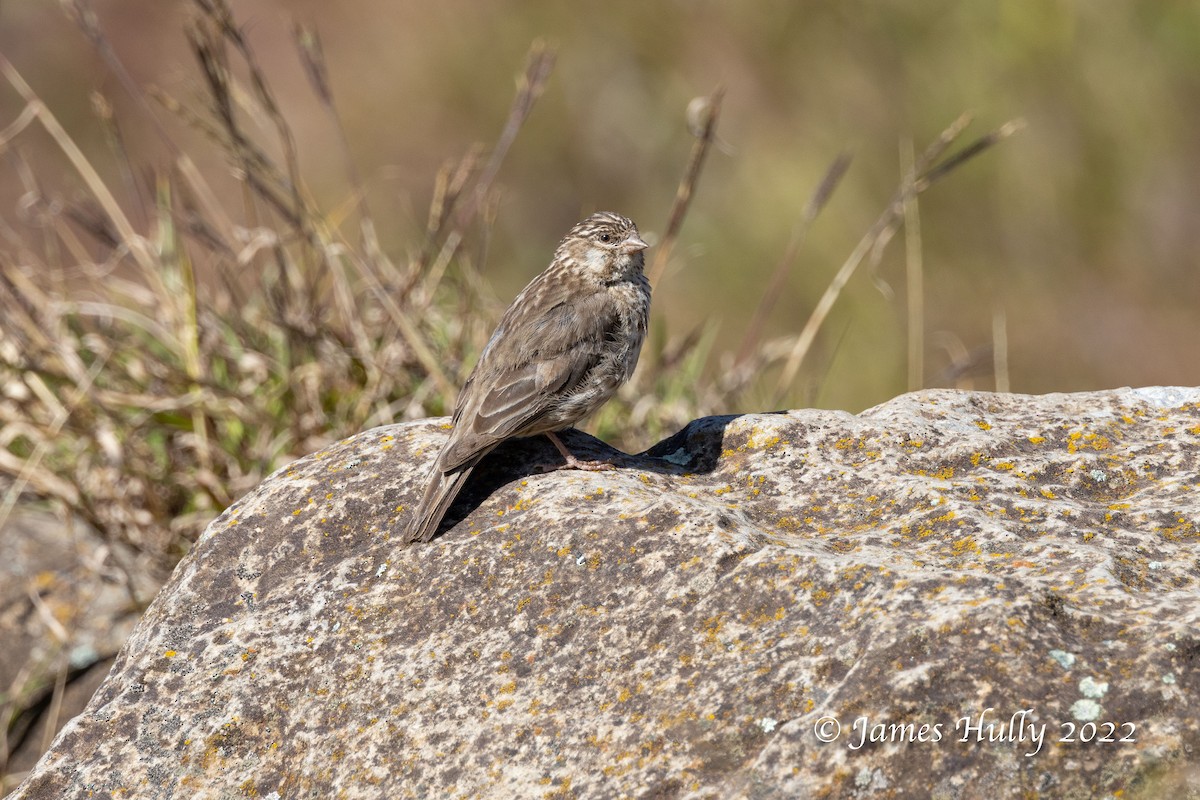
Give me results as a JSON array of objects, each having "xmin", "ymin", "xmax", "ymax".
[
  {"xmin": 10, "ymin": 388, "xmax": 1200, "ymax": 799},
  {"xmin": 0, "ymin": 509, "xmax": 154, "ymax": 789}
]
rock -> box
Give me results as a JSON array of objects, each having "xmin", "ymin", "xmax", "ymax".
[
  {"xmin": 10, "ymin": 388, "xmax": 1200, "ymax": 799},
  {"xmin": 0, "ymin": 508, "xmax": 155, "ymax": 791}
]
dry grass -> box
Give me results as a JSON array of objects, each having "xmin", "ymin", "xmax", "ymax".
[
  {"xmin": 0, "ymin": 0, "xmax": 1018, "ymax": 786},
  {"xmin": 0, "ymin": 0, "xmax": 1022, "ymax": 599}
]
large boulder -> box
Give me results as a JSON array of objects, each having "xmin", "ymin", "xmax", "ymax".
[{"xmin": 10, "ymin": 388, "xmax": 1200, "ymax": 799}]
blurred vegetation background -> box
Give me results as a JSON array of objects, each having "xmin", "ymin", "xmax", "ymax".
[
  {"xmin": 1, "ymin": 0, "xmax": 1198, "ymax": 545},
  {"xmin": 1, "ymin": 0, "xmax": 1199, "ymax": 784},
  {"xmin": 4, "ymin": 0, "xmax": 1196, "ymax": 408}
]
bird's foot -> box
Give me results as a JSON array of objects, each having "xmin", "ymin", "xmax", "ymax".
[
  {"xmin": 539, "ymin": 431, "xmax": 620, "ymax": 473},
  {"xmin": 552, "ymin": 455, "xmax": 618, "ymax": 473}
]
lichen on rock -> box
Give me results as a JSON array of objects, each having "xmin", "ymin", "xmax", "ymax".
[{"xmin": 11, "ymin": 388, "xmax": 1200, "ymax": 799}]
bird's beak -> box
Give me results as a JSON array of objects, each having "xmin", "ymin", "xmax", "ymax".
[{"xmin": 620, "ymin": 233, "xmax": 649, "ymax": 254}]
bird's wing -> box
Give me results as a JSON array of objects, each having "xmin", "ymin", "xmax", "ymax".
[{"xmin": 437, "ymin": 280, "xmax": 613, "ymax": 473}]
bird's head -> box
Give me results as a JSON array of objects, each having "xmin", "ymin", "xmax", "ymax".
[{"xmin": 557, "ymin": 211, "xmax": 649, "ymax": 281}]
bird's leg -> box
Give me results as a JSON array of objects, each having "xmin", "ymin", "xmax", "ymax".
[{"xmin": 542, "ymin": 431, "xmax": 618, "ymax": 472}]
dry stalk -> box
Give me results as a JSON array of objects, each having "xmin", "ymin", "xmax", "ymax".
[
  {"xmin": 734, "ymin": 152, "xmax": 852, "ymax": 370},
  {"xmin": 647, "ymin": 86, "xmax": 724, "ymax": 289},
  {"xmin": 772, "ymin": 115, "xmax": 1024, "ymax": 404}
]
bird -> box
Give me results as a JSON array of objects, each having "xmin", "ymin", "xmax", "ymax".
[{"xmin": 407, "ymin": 211, "xmax": 651, "ymax": 544}]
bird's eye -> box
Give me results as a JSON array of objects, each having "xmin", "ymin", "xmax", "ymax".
[{"xmin": 599, "ymin": 233, "xmax": 612, "ymax": 243}]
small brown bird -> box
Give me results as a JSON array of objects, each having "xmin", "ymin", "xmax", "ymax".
[{"xmin": 407, "ymin": 211, "xmax": 651, "ymax": 544}]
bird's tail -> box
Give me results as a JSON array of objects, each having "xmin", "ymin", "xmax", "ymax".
[{"xmin": 407, "ymin": 463, "xmax": 475, "ymax": 544}]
